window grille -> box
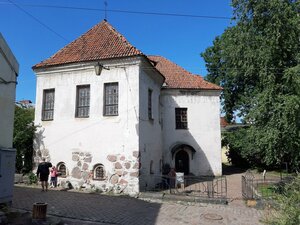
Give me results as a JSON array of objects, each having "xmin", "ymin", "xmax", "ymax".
[
  {"xmin": 93, "ymin": 164, "xmax": 105, "ymax": 180},
  {"xmin": 104, "ymin": 83, "xmax": 118, "ymax": 116},
  {"xmin": 175, "ymin": 108, "xmax": 188, "ymax": 129},
  {"xmin": 42, "ymin": 89, "xmax": 55, "ymax": 120},
  {"xmin": 76, "ymin": 85, "xmax": 90, "ymax": 118},
  {"xmin": 57, "ymin": 162, "xmax": 66, "ymax": 177}
]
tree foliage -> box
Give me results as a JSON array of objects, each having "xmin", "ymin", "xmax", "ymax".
[
  {"xmin": 13, "ymin": 106, "xmax": 36, "ymax": 173},
  {"xmin": 202, "ymin": 0, "xmax": 300, "ymax": 170}
]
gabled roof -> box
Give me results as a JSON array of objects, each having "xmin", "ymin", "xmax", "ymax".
[
  {"xmin": 147, "ymin": 56, "xmax": 222, "ymax": 90},
  {"xmin": 33, "ymin": 20, "xmax": 144, "ymax": 69}
]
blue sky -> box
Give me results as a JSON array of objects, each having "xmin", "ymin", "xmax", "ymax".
[{"xmin": 1, "ymin": 0, "xmax": 233, "ymax": 102}]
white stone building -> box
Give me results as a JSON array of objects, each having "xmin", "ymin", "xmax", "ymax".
[
  {"xmin": 33, "ymin": 20, "xmax": 222, "ymax": 194},
  {"xmin": 0, "ymin": 33, "xmax": 19, "ymax": 203}
]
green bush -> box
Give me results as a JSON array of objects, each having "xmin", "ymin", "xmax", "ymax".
[
  {"xmin": 27, "ymin": 172, "xmax": 38, "ymax": 185},
  {"xmin": 267, "ymin": 176, "xmax": 300, "ymax": 225}
]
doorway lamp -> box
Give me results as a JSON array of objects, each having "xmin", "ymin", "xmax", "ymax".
[{"xmin": 94, "ymin": 62, "xmax": 110, "ymax": 76}]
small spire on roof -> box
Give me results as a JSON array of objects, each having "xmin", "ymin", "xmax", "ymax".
[{"xmin": 104, "ymin": 1, "xmax": 108, "ymax": 21}]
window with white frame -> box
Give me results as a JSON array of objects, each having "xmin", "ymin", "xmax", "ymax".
[
  {"xmin": 75, "ymin": 85, "xmax": 90, "ymax": 118},
  {"xmin": 104, "ymin": 82, "xmax": 118, "ymax": 116},
  {"xmin": 93, "ymin": 164, "xmax": 106, "ymax": 180},
  {"xmin": 42, "ymin": 89, "xmax": 55, "ymax": 121}
]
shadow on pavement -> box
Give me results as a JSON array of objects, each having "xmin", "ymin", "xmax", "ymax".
[
  {"xmin": 222, "ymin": 164, "xmax": 247, "ymax": 175},
  {"xmin": 12, "ymin": 186, "xmax": 161, "ymax": 225}
]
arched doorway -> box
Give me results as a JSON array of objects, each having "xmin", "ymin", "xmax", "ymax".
[{"xmin": 175, "ymin": 150, "xmax": 189, "ymax": 175}]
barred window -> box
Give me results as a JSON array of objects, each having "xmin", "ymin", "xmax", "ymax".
[
  {"xmin": 104, "ymin": 83, "xmax": 118, "ymax": 116},
  {"xmin": 57, "ymin": 162, "xmax": 66, "ymax": 177},
  {"xmin": 93, "ymin": 164, "xmax": 106, "ymax": 180},
  {"xmin": 42, "ymin": 89, "xmax": 55, "ymax": 121},
  {"xmin": 175, "ymin": 108, "xmax": 188, "ymax": 129},
  {"xmin": 76, "ymin": 85, "xmax": 90, "ymax": 118},
  {"xmin": 148, "ymin": 89, "xmax": 153, "ymax": 119}
]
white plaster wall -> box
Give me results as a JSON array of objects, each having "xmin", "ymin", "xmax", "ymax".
[
  {"xmin": 161, "ymin": 89, "xmax": 222, "ymax": 176},
  {"xmin": 138, "ymin": 65, "xmax": 164, "ymax": 189},
  {"xmin": 34, "ymin": 59, "xmax": 141, "ymax": 193},
  {"xmin": 0, "ymin": 33, "xmax": 18, "ymax": 148}
]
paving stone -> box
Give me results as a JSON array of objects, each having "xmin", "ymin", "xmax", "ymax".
[{"xmin": 12, "ymin": 186, "xmax": 264, "ymax": 225}]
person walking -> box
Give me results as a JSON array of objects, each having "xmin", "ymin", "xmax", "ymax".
[
  {"xmin": 50, "ymin": 166, "xmax": 58, "ymax": 188},
  {"xmin": 36, "ymin": 158, "xmax": 52, "ymax": 191}
]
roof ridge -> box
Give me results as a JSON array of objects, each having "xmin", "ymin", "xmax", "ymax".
[
  {"xmin": 33, "ymin": 20, "xmax": 144, "ymax": 69},
  {"xmin": 103, "ymin": 20, "xmax": 143, "ymax": 55},
  {"xmin": 150, "ymin": 55, "xmax": 198, "ymax": 77},
  {"xmin": 37, "ymin": 20, "xmax": 107, "ymax": 65}
]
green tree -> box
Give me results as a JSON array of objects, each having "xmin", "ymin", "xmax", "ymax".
[
  {"xmin": 202, "ymin": 0, "xmax": 300, "ymax": 170},
  {"xmin": 13, "ymin": 105, "xmax": 36, "ymax": 173}
]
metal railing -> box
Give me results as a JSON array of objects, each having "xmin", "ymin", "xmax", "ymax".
[
  {"xmin": 242, "ymin": 170, "xmax": 294, "ymax": 200},
  {"xmin": 140, "ymin": 174, "xmax": 227, "ymax": 200}
]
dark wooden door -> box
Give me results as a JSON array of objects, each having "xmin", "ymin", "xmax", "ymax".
[{"xmin": 175, "ymin": 150, "xmax": 189, "ymax": 175}]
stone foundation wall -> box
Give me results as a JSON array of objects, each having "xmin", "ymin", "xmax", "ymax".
[{"xmin": 55, "ymin": 150, "xmax": 140, "ymax": 195}]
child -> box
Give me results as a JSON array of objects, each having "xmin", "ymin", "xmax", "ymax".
[{"xmin": 50, "ymin": 166, "xmax": 58, "ymax": 188}]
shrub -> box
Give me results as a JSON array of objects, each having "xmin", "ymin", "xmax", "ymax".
[
  {"xmin": 27, "ymin": 172, "xmax": 38, "ymax": 185},
  {"xmin": 267, "ymin": 176, "xmax": 300, "ymax": 225}
]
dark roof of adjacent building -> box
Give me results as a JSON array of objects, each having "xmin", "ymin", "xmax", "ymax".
[{"xmin": 148, "ymin": 56, "xmax": 222, "ymax": 90}]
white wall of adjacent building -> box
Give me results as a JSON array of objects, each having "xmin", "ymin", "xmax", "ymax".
[
  {"xmin": 0, "ymin": 33, "xmax": 18, "ymax": 148},
  {"xmin": 161, "ymin": 89, "xmax": 222, "ymax": 176},
  {"xmin": 0, "ymin": 33, "xmax": 18, "ymax": 204}
]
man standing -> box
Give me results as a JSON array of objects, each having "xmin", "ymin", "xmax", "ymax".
[{"xmin": 36, "ymin": 158, "xmax": 52, "ymax": 191}]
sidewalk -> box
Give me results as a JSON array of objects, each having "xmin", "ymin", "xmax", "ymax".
[{"xmin": 11, "ymin": 185, "xmax": 264, "ymax": 225}]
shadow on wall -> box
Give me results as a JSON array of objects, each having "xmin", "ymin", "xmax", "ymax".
[
  {"xmin": 164, "ymin": 94, "xmax": 219, "ymax": 177},
  {"xmin": 33, "ymin": 126, "xmax": 48, "ymax": 168},
  {"xmin": 139, "ymin": 94, "xmax": 220, "ymax": 192}
]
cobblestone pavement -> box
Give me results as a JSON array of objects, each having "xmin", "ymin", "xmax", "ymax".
[{"xmin": 12, "ymin": 186, "xmax": 264, "ymax": 225}]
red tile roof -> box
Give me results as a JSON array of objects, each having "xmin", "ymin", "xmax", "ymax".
[
  {"xmin": 148, "ymin": 56, "xmax": 222, "ymax": 90},
  {"xmin": 33, "ymin": 20, "xmax": 144, "ymax": 69},
  {"xmin": 32, "ymin": 20, "xmax": 222, "ymax": 91}
]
